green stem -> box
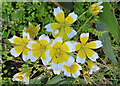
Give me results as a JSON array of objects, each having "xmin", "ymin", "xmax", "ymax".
[
  {"xmin": 77, "ymin": 15, "xmax": 94, "ymax": 34},
  {"xmin": 77, "ymin": 10, "xmax": 88, "ymax": 20}
]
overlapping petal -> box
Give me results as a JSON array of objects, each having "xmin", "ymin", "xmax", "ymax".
[{"xmin": 62, "ymin": 62, "xmax": 82, "ymax": 78}]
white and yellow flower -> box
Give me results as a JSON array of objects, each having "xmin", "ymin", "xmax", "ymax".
[
  {"xmin": 45, "ymin": 37, "xmax": 75, "ymax": 70},
  {"xmin": 45, "ymin": 6, "xmax": 77, "ymax": 41},
  {"xmin": 88, "ymin": 60, "xmax": 100, "ymax": 74},
  {"xmin": 62, "ymin": 62, "xmax": 82, "ymax": 78},
  {"xmin": 8, "ymin": 33, "xmax": 30, "ymax": 61},
  {"xmin": 12, "ymin": 72, "xmax": 29, "ymax": 84},
  {"xmin": 89, "ymin": 1, "xmax": 103, "ymax": 15},
  {"xmin": 23, "ymin": 22, "xmax": 40, "ymax": 39},
  {"xmin": 27, "ymin": 34, "xmax": 52, "ymax": 64},
  {"xmin": 73, "ymin": 33, "xmax": 103, "ymax": 64}
]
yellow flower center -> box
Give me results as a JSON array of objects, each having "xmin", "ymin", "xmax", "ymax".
[
  {"xmin": 41, "ymin": 45, "xmax": 46, "ymax": 49},
  {"xmin": 54, "ymin": 49, "xmax": 61, "ymax": 56},
  {"xmin": 60, "ymin": 22, "xmax": 66, "ymax": 28}
]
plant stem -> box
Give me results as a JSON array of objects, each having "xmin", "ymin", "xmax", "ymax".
[
  {"xmin": 77, "ymin": 10, "xmax": 88, "ymax": 20},
  {"xmin": 77, "ymin": 15, "xmax": 94, "ymax": 34}
]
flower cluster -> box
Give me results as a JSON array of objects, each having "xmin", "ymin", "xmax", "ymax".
[
  {"xmin": 89, "ymin": 1, "xmax": 103, "ymax": 15},
  {"xmin": 9, "ymin": 2, "xmax": 103, "ymax": 84}
]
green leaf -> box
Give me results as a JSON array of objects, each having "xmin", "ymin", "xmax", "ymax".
[
  {"xmin": 30, "ymin": 74, "xmax": 50, "ymax": 84},
  {"xmin": 46, "ymin": 73, "xmax": 64, "ymax": 85},
  {"xmin": 98, "ymin": 2, "xmax": 119, "ymax": 41},
  {"xmin": 57, "ymin": 77, "xmax": 75, "ymax": 85},
  {"xmin": 96, "ymin": 22, "xmax": 118, "ymax": 64}
]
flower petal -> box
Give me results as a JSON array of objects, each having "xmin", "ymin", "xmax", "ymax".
[
  {"xmin": 64, "ymin": 71, "xmax": 71, "ymax": 77},
  {"xmin": 72, "ymin": 70, "xmax": 80, "ymax": 78},
  {"xmin": 23, "ymin": 31, "xmax": 30, "ymax": 40},
  {"xmin": 52, "ymin": 62, "xmax": 64, "ymax": 70},
  {"xmin": 8, "ymin": 35, "xmax": 23, "ymax": 45},
  {"xmin": 53, "ymin": 30, "xmax": 59, "ymax": 35},
  {"xmin": 22, "ymin": 48, "xmax": 30, "ymax": 61},
  {"xmin": 76, "ymin": 48, "xmax": 86, "ymax": 64},
  {"xmin": 80, "ymin": 33, "xmax": 89, "ymax": 44},
  {"xmin": 61, "ymin": 52, "xmax": 71, "ymax": 64},
  {"xmin": 52, "ymin": 55, "xmax": 65, "ymax": 70},
  {"xmin": 28, "ymin": 51, "xmax": 38, "ymax": 62},
  {"xmin": 89, "ymin": 65, "xmax": 100, "ymax": 74},
  {"xmin": 49, "ymin": 48, "xmax": 56, "ymax": 57},
  {"xmin": 65, "ymin": 12, "xmax": 78, "ymax": 24},
  {"xmin": 70, "ymin": 41, "xmax": 78, "ymax": 51},
  {"xmin": 45, "ymin": 49, "xmax": 52, "ymax": 63},
  {"xmin": 34, "ymin": 24, "xmax": 40, "ymax": 34},
  {"xmin": 67, "ymin": 29, "xmax": 77, "ymax": 38},
  {"xmin": 76, "ymin": 56, "xmax": 86, "ymax": 64},
  {"xmin": 51, "ymin": 37, "xmax": 63, "ymax": 47},
  {"xmin": 32, "ymin": 49, "xmax": 41, "ymax": 58},
  {"xmin": 99, "ymin": 5, "xmax": 103, "ymax": 9},
  {"xmin": 97, "ymin": 1, "xmax": 103, "ymax": 5},
  {"xmin": 27, "ymin": 40, "xmax": 37, "ymax": 49},
  {"xmin": 74, "ymin": 42, "xmax": 82, "ymax": 51},
  {"xmin": 29, "ymin": 22, "xmax": 33, "ymax": 30},
  {"xmin": 54, "ymin": 6, "xmax": 64, "ymax": 23},
  {"xmin": 11, "ymin": 45, "xmax": 24, "ymax": 57},
  {"xmin": 85, "ymin": 40, "xmax": 103, "ymax": 49},
  {"xmin": 41, "ymin": 52, "xmax": 51, "ymax": 65},
  {"xmin": 22, "ymin": 55, "xmax": 29, "ymax": 61},
  {"xmin": 65, "ymin": 26, "xmax": 73, "ymax": 34},
  {"xmin": 100, "ymin": 10, "xmax": 103, "ymax": 12},
  {"xmin": 84, "ymin": 48, "xmax": 99, "ymax": 62},
  {"xmin": 45, "ymin": 24, "xmax": 54, "ymax": 32},
  {"xmin": 61, "ymin": 41, "xmax": 74, "ymax": 52},
  {"xmin": 45, "ymin": 23, "xmax": 60, "ymax": 32},
  {"xmin": 53, "ymin": 69, "xmax": 61, "ymax": 75},
  {"xmin": 8, "ymin": 35, "xmax": 17, "ymax": 43},
  {"xmin": 63, "ymin": 62, "xmax": 81, "ymax": 78},
  {"xmin": 91, "ymin": 65, "xmax": 100, "ymax": 71},
  {"xmin": 39, "ymin": 34, "xmax": 50, "ymax": 43},
  {"xmin": 10, "ymin": 48, "xmax": 20, "ymax": 57},
  {"xmin": 64, "ymin": 56, "xmax": 74, "ymax": 67},
  {"xmin": 23, "ymin": 77, "xmax": 29, "ymax": 84}
]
